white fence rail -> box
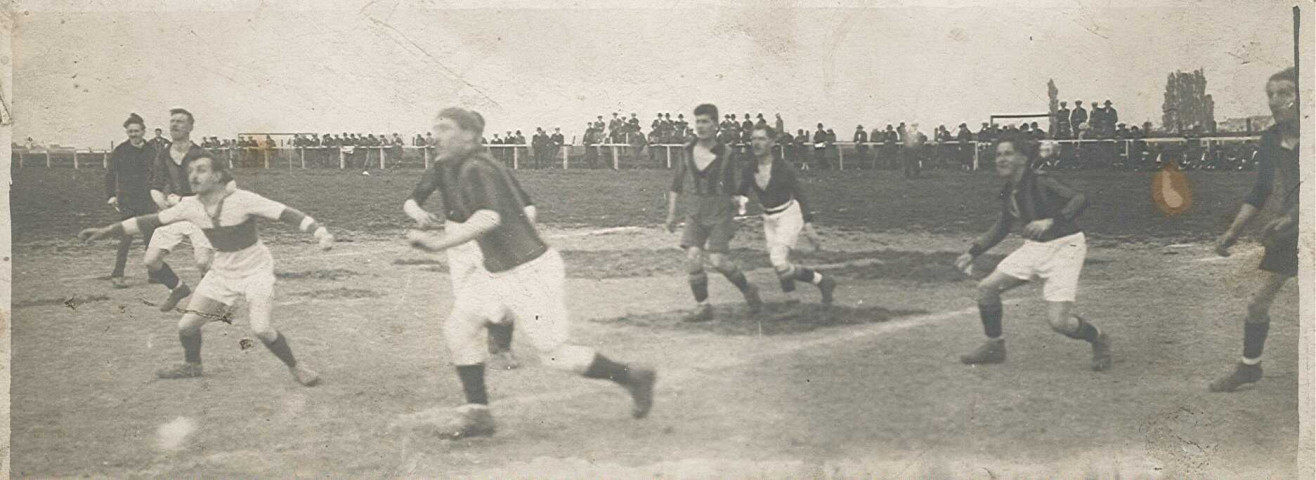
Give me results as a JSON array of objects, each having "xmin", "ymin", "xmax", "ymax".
[{"xmin": 12, "ymin": 136, "xmax": 1262, "ymax": 171}]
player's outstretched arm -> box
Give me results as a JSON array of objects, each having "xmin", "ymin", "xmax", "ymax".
[
  {"xmin": 275, "ymin": 207, "xmax": 335, "ymax": 250},
  {"xmin": 959, "ymin": 209, "xmax": 1013, "ymax": 273},
  {"xmin": 406, "ymin": 210, "xmax": 500, "ymax": 253},
  {"xmin": 78, "ymin": 211, "xmax": 174, "ymax": 243},
  {"xmin": 403, "ymin": 198, "xmax": 443, "ymax": 229}
]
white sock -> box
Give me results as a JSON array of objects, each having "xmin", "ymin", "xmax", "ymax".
[
  {"xmin": 811, "ymin": 272, "xmax": 824, "ymax": 285},
  {"xmin": 1241, "ymin": 356, "xmax": 1262, "ymax": 366}
]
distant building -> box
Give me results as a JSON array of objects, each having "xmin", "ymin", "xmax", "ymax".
[{"xmin": 1217, "ymin": 115, "xmax": 1273, "ymax": 134}]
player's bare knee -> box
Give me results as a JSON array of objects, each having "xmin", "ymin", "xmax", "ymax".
[
  {"xmin": 177, "ymin": 314, "xmax": 206, "ymax": 334},
  {"xmin": 976, "ymin": 281, "xmax": 1002, "ymax": 303},
  {"xmin": 144, "ymin": 249, "xmax": 165, "ymax": 269}
]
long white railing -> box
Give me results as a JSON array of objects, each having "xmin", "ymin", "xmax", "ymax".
[{"xmin": 11, "ymin": 136, "xmax": 1262, "ymax": 171}]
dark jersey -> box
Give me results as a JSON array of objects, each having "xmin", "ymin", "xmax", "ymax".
[
  {"xmin": 152, "ymin": 142, "xmax": 212, "ymax": 197},
  {"xmin": 410, "ymin": 149, "xmax": 544, "ymax": 273},
  {"xmin": 107, "ymin": 140, "xmax": 157, "ymax": 207},
  {"xmin": 738, "ymin": 158, "xmax": 812, "ymax": 222},
  {"xmin": 1244, "ymin": 126, "xmax": 1300, "ymax": 217},
  {"xmin": 971, "ymin": 169, "xmax": 1088, "ymax": 256}
]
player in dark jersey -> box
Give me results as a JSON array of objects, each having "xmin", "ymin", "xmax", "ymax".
[
  {"xmin": 403, "ymin": 107, "xmax": 656, "ymax": 439},
  {"xmin": 736, "ymin": 124, "xmax": 837, "ymax": 303},
  {"xmin": 106, "ymin": 113, "xmax": 159, "ymax": 288},
  {"xmin": 955, "ymin": 135, "xmax": 1112, "ymax": 371},
  {"xmin": 1209, "ymin": 67, "xmax": 1300, "ymax": 392},
  {"xmin": 665, "ymin": 103, "xmax": 763, "ymax": 323},
  {"xmin": 80, "ymin": 154, "xmax": 333, "ymax": 385}
]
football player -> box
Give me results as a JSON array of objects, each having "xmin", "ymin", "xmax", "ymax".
[{"xmin": 80, "ymin": 154, "xmax": 333, "ymax": 385}]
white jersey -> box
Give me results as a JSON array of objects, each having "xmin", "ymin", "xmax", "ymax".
[{"xmin": 156, "ymin": 190, "xmax": 288, "ymax": 277}]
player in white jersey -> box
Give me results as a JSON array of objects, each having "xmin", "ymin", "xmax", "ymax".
[{"xmin": 80, "ymin": 154, "xmax": 334, "ymax": 385}]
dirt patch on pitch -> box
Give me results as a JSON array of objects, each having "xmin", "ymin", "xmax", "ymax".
[
  {"xmin": 288, "ymin": 287, "xmax": 383, "ymax": 300},
  {"xmin": 597, "ymin": 301, "xmax": 927, "ymax": 336},
  {"xmin": 275, "ymin": 268, "xmax": 362, "ymax": 281},
  {"xmin": 14, "ymin": 294, "xmax": 110, "ymax": 310}
]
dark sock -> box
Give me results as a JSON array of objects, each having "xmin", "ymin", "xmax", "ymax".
[
  {"xmin": 582, "ymin": 353, "xmax": 633, "ymax": 385},
  {"xmin": 153, "ymin": 263, "xmax": 181, "ymax": 290},
  {"xmin": 456, "ymin": 364, "xmax": 488, "ymax": 405},
  {"xmin": 1243, "ymin": 322, "xmax": 1270, "ymax": 361},
  {"xmin": 722, "ymin": 268, "xmax": 750, "ymax": 293},
  {"xmin": 1064, "ymin": 317, "xmax": 1101, "ymax": 342},
  {"xmin": 488, "ymin": 322, "xmax": 514, "ymax": 353},
  {"xmin": 978, "ymin": 302, "xmax": 1003, "ymax": 339},
  {"xmin": 689, "ymin": 272, "xmax": 709, "ymax": 303},
  {"xmin": 180, "ymin": 330, "xmax": 202, "ymax": 364},
  {"xmin": 778, "ymin": 275, "xmax": 796, "ymax": 293},
  {"xmin": 795, "ymin": 267, "xmax": 817, "ymax": 283},
  {"xmin": 261, "ymin": 332, "xmax": 298, "ymax": 367}
]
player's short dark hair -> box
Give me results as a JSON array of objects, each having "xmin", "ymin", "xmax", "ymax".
[
  {"xmin": 191, "ymin": 153, "xmax": 234, "ymax": 184},
  {"xmin": 169, "ymin": 108, "xmax": 194, "ymax": 124},
  {"xmin": 438, "ymin": 107, "xmax": 486, "ymax": 136},
  {"xmin": 693, "ymin": 103, "xmax": 718, "ymax": 122},
  {"xmin": 752, "ymin": 124, "xmax": 778, "ymax": 139},
  {"xmin": 1269, "ymin": 66, "xmax": 1296, "ymax": 85},
  {"xmin": 123, "ymin": 113, "xmax": 144, "ymax": 129},
  {"xmin": 994, "ymin": 134, "xmax": 1036, "ymax": 159}
]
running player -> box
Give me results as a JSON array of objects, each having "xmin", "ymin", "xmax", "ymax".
[
  {"xmin": 665, "ymin": 103, "xmax": 762, "ymax": 323},
  {"xmin": 105, "ymin": 113, "xmax": 158, "ymax": 289},
  {"xmin": 403, "ymin": 139, "xmax": 534, "ymax": 370},
  {"xmin": 404, "ymin": 107, "xmax": 656, "ymax": 439},
  {"xmin": 145, "ymin": 108, "xmax": 226, "ymax": 312},
  {"xmin": 955, "ymin": 135, "xmax": 1112, "ymax": 371},
  {"xmin": 735, "ymin": 125, "xmax": 837, "ymax": 303},
  {"xmin": 79, "ymin": 153, "xmax": 332, "ymax": 385},
  {"xmin": 1208, "ymin": 67, "xmax": 1300, "ymax": 392}
]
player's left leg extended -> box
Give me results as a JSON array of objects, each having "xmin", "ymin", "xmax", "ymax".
[
  {"xmin": 1037, "ymin": 233, "xmax": 1111, "ymax": 371},
  {"xmin": 961, "ymin": 270, "xmax": 1028, "ymax": 365},
  {"xmin": 1210, "ymin": 271, "xmax": 1290, "ymax": 392},
  {"xmin": 156, "ymin": 292, "xmax": 228, "ymax": 380},
  {"xmin": 505, "ymin": 250, "xmax": 657, "ymax": 419},
  {"xmin": 243, "ymin": 272, "xmax": 319, "ymax": 386},
  {"xmin": 764, "ymin": 204, "xmax": 834, "ymax": 304}
]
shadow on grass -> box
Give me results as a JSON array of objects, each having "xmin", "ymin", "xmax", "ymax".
[
  {"xmin": 288, "ymin": 287, "xmax": 383, "ymax": 300},
  {"xmin": 276, "ymin": 268, "xmax": 362, "ymax": 281},
  {"xmin": 596, "ymin": 301, "xmax": 928, "ymax": 336}
]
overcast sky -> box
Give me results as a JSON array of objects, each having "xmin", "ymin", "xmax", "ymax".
[{"xmin": 13, "ymin": 0, "xmax": 1300, "ymax": 147}]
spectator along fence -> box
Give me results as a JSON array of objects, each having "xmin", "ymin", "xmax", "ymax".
[{"xmin": 12, "ymin": 135, "xmax": 1263, "ymax": 172}]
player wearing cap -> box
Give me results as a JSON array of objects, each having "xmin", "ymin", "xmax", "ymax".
[
  {"xmin": 736, "ymin": 124, "xmax": 836, "ymax": 303},
  {"xmin": 955, "ymin": 135, "xmax": 1112, "ymax": 371},
  {"xmin": 404, "ymin": 107, "xmax": 656, "ymax": 439},
  {"xmin": 80, "ymin": 153, "xmax": 333, "ymax": 385}
]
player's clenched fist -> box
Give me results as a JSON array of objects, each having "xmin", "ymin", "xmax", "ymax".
[
  {"xmin": 314, "ymin": 228, "xmax": 335, "ymax": 251},
  {"xmin": 954, "ymin": 252, "xmax": 974, "ymax": 276}
]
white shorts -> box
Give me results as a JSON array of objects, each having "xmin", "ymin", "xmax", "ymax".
[
  {"xmin": 763, "ymin": 200, "xmax": 804, "ymax": 267},
  {"xmin": 149, "ymin": 221, "xmax": 213, "ymax": 252},
  {"xmin": 447, "ymin": 242, "xmax": 512, "ymax": 324},
  {"xmin": 193, "ymin": 269, "xmax": 275, "ymax": 308},
  {"xmin": 445, "ymin": 249, "xmax": 572, "ymax": 366},
  {"xmin": 995, "ymin": 232, "xmax": 1087, "ymax": 302}
]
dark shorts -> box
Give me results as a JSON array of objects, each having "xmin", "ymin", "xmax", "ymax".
[
  {"xmin": 680, "ymin": 197, "xmax": 737, "ymax": 253},
  {"xmin": 1260, "ymin": 233, "xmax": 1298, "ymax": 277}
]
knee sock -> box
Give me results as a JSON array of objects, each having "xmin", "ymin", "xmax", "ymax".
[
  {"xmin": 582, "ymin": 353, "xmax": 633, "ymax": 385},
  {"xmin": 795, "ymin": 267, "xmax": 822, "ymax": 285},
  {"xmin": 1243, "ymin": 321, "xmax": 1270, "ymax": 364},
  {"xmin": 152, "ymin": 262, "xmax": 181, "ymax": 290},
  {"xmin": 1062, "ymin": 316, "xmax": 1101, "ymax": 343},
  {"xmin": 978, "ymin": 302, "xmax": 1003, "ymax": 339},
  {"xmin": 456, "ymin": 364, "xmax": 489, "ymax": 405},
  {"xmin": 180, "ymin": 330, "xmax": 203, "ymax": 364},
  {"xmin": 488, "ymin": 322, "xmax": 514, "ymax": 353},
  {"xmin": 689, "ymin": 272, "xmax": 709, "ymax": 303},
  {"xmin": 261, "ymin": 332, "xmax": 298, "ymax": 367},
  {"xmin": 720, "ymin": 267, "xmax": 751, "ymax": 293}
]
